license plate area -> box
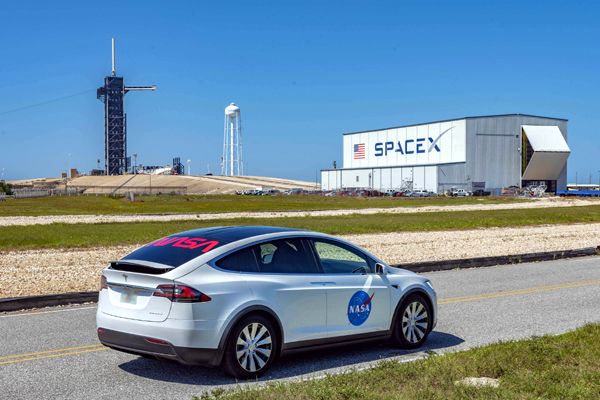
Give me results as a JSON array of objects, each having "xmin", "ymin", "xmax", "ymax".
[{"xmin": 120, "ymin": 288, "xmax": 138, "ymax": 305}]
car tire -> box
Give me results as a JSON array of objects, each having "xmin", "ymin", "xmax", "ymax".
[
  {"xmin": 222, "ymin": 315, "xmax": 278, "ymax": 379},
  {"xmin": 392, "ymin": 294, "xmax": 432, "ymax": 349}
]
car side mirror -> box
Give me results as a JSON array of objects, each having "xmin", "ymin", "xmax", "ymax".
[{"xmin": 375, "ymin": 263, "xmax": 385, "ymax": 274}]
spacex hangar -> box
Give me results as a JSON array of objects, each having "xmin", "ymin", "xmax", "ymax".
[{"xmin": 320, "ymin": 114, "xmax": 571, "ymax": 194}]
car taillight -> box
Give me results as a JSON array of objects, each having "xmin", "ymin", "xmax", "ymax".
[
  {"xmin": 153, "ymin": 284, "xmax": 211, "ymax": 303},
  {"xmin": 100, "ymin": 275, "xmax": 108, "ymax": 290}
]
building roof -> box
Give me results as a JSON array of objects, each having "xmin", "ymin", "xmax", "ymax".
[{"xmin": 343, "ymin": 113, "xmax": 568, "ymax": 136}]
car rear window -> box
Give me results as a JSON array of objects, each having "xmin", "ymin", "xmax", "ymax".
[
  {"xmin": 255, "ymin": 238, "xmax": 320, "ymax": 274},
  {"xmin": 122, "ymin": 235, "xmax": 223, "ymax": 267},
  {"xmin": 216, "ymin": 246, "xmax": 259, "ymax": 273},
  {"xmin": 215, "ymin": 238, "xmax": 319, "ymax": 274}
]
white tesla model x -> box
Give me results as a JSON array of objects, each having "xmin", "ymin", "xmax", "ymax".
[{"xmin": 97, "ymin": 226, "xmax": 437, "ymax": 378}]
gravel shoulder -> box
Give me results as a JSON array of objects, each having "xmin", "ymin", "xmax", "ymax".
[
  {"xmin": 3, "ymin": 222, "xmax": 600, "ymax": 298},
  {"xmin": 1, "ymin": 198, "xmax": 597, "ymax": 227}
]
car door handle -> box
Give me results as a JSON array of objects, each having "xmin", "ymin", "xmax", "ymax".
[{"xmin": 310, "ymin": 281, "xmax": 337, "ymax": 286}]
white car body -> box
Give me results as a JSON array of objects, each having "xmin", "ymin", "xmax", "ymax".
[
  {"xmin": 97, "ymin": 226, "xmax": 437, "ymax": 374},
  {"xmin": 451, "ymin": 189, "xmax": 469, "ymax": 197}
]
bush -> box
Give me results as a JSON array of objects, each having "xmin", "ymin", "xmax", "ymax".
[{"xmin": 0, "ymin": 181, "xmax": 12, "ymax": 195}]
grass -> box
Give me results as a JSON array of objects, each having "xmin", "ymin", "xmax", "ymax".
[
  {"xmin": 0, "ymin": 194, "xmax": 526, "ymax": 217},
  {"xmin": 194, "ymin": 324, "xmax": 600, "ymax": 400},
  {"xmin": 2, "ymin": 205, "xmax": 600, "ymax": 251}
]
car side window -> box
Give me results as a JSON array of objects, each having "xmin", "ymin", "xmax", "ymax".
[
  {"xmin": 216, "ymin": 246, "xmax": 259, "ymax": 273},
  {"xmin": 312, "ymin": 240, "xmax": 371, "ymax": 274},
  {"xmin": 255, "ymin": 239, "xmax": 319, "ymax": 274},
  {"xmin": 258, "ymin": 242, "xmax": 278, "ymax": 265}
]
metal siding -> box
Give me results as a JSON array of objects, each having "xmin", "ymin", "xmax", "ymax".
[
  {"xmin": 465, "ymin": 115, "xmax": 568, "ymax": 191},
  {"xmin": 437, "ymin": 163, "xmax": 467, "ymax": 193},
  {"xmin": 320, "ymin": 165, "xmax": 439, "ymax": 192}
]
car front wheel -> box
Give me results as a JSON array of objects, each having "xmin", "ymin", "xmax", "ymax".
[
  {"xmin": 222, "ymin": 315, "xmax": 277, "ymax": 379},
  {"xmin": 392, "ymin": 294, "xmax": 432, "ymax": 348}
]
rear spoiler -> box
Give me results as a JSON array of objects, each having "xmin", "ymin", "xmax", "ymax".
[{"xmin": 109, "ymin": 260, "xmax": 174, "ymax": 275}]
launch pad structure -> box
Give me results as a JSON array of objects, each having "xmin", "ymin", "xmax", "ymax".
[{"xmin": 97, "ymin": 38, "xmax": 156, "ymax": 175}]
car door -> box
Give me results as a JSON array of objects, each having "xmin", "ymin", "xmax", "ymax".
[
  {"xmin": 240, "ymin": 238, "xmax": 329, "ymax": 344},
  {"xmin": 310, "ymin": 239, "xmax": 391, "ymax": 338}
]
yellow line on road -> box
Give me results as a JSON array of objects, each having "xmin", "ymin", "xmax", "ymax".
[
  {"xmin": 0, "ymin": 344, "xmax": 104, "ymax": 361},
  {"xmin": 439, "ymin": 279, "xmax": 600, "ymax": 305},
  {"xmin": 0, "ymin": 347, "xmax": 108, "ymax": 366}
]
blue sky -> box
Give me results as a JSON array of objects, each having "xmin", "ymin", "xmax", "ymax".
[{"xmin": 0, "ymin": 1, "xmax": 598, "ymax": 182}]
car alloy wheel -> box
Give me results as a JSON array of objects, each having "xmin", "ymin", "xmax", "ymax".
[
  {"xmin": 402, "ymin": 301, "xmax": 429, "ymax": 344},
  {"xmin": 236, "ymin": 322, "xmax": 273, "ymax": 372},
  {"xmin": 393, "ymin": 294, "xmax": 432, "ymax": 348},
  {"xmin": 223, "ymin": 315, "xmax": 277, "ymax": 379}
]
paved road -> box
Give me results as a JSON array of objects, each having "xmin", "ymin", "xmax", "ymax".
[{"xmin": 1, "ymin": 256, "xmax": 599, "ymax": 400}]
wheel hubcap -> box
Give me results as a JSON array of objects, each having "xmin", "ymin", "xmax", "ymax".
[
  {"xmin": 401, "ymin": 301, "xmax": 428, "ymax": 343},
  {"xmin": 236, "ymin": 322, "xmax": 272, "ymax": 372}
]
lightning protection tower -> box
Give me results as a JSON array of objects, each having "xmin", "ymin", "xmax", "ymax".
[
  {"xmin": 222, "ymin": 103, "xmax": 243, "ymax": 176},
  {"xmin": 97, "ymin": 38, "xmax": 157, "ymax": 175}
]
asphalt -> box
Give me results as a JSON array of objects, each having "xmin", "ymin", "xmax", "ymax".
[{"xmin": 1, "ymin": 256, "xmax": 599, "ymax": 400}]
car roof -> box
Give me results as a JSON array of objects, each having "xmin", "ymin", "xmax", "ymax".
[{"xmin": 176, "ymin": 226, "xmax": 304, "ymax": 245}]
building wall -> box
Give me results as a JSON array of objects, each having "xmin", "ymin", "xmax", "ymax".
[
  {"xmin": 321, "ymin": 165, "xmax": 438, "ymax": 192},
  {"xmin": 465, "ymin": 115, "xmax": 568, "ymax": 191},
  {"xmin": 437, "ymin": 163, "xmax": 468, "ymax": 193},
  {"xmin": 323, "ymin": 115, "xmax": 569, "ymax": 193}
]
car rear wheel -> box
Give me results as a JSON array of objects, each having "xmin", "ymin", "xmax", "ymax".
[
  {"xmin": 222, "ymin": 315, "xmax": 277, "ymax": 379},
  {"xmin": 392, "ymin": 294, "xmax": 432, "ymax": 348}
]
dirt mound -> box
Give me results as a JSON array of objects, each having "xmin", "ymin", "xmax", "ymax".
[{"xmin": 69, "ymin": 174, "xmax": 316, "ymax": 194}]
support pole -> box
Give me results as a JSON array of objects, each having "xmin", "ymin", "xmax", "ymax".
[{"xmin": 111, "ymin": 38, "xmax": 116, "ymax": 76}]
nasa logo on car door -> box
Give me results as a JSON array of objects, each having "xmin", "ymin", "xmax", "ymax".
[{"xmin": 347, "ymin": 290, "xmax": 374, "ymax": 326}]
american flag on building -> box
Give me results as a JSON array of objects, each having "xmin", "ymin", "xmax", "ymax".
[{"xmin": 353, "ymin": 143, "xmax": 365, "ymax": 159}]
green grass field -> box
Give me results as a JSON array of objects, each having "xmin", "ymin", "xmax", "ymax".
[
  {"xmin": 0, "ymin": 194, "xmax": 526, "ymax": 217},
  {"xmin": 2, "ymin": 205, "xmax": 600, "ymax": 251},
  {"xmin": 194, "ymin": 324, "xmax": 600, "ymax": 400}
]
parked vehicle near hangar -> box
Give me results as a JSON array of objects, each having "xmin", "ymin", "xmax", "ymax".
[
  {"xmin": 97, "ymin": 226, "xmax": 437, "ymax": 378},
  {"xmin": 450, "ymin": 188, "xmax": 470, "ymax": 197}
]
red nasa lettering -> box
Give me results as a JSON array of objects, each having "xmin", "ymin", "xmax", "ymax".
[{"xmin": 148, "ymin": 236, "xmax": 220, "ymax": 253}]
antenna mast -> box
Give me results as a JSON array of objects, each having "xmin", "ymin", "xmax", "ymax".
[{"xmin": 111, "ymin": 38, "xmax": 116, "ymax": 76}]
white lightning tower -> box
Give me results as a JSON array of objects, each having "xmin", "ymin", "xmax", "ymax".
[{"xmin": 222, "ymin": 103, "xmax": 243, "ymax": 176}]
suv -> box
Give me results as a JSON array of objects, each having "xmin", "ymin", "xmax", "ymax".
[
  {"xmin": 97, "ymin": 226, "xmax": 437, "ymax": 378},
  {"xmin": 450, "ymin": 188, "xmax": 469, "ymax": 197}
]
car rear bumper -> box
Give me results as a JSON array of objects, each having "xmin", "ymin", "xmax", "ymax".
[{"xmin": 97, "ymin": 327, "xmax": 221, "ymax": 366}]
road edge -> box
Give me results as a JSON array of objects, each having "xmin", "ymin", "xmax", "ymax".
[
  {"xmin": 2, "ymin": 246, "xmax": 598, "ymax": 312},
  {"xmin": 399, "ymin": 246, "xmax": 600, "ymax": 273}
]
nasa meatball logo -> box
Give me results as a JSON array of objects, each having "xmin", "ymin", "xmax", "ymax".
[{"xmin": 347, "ymin": 290, "xmax": 374, "ymax": 326}]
